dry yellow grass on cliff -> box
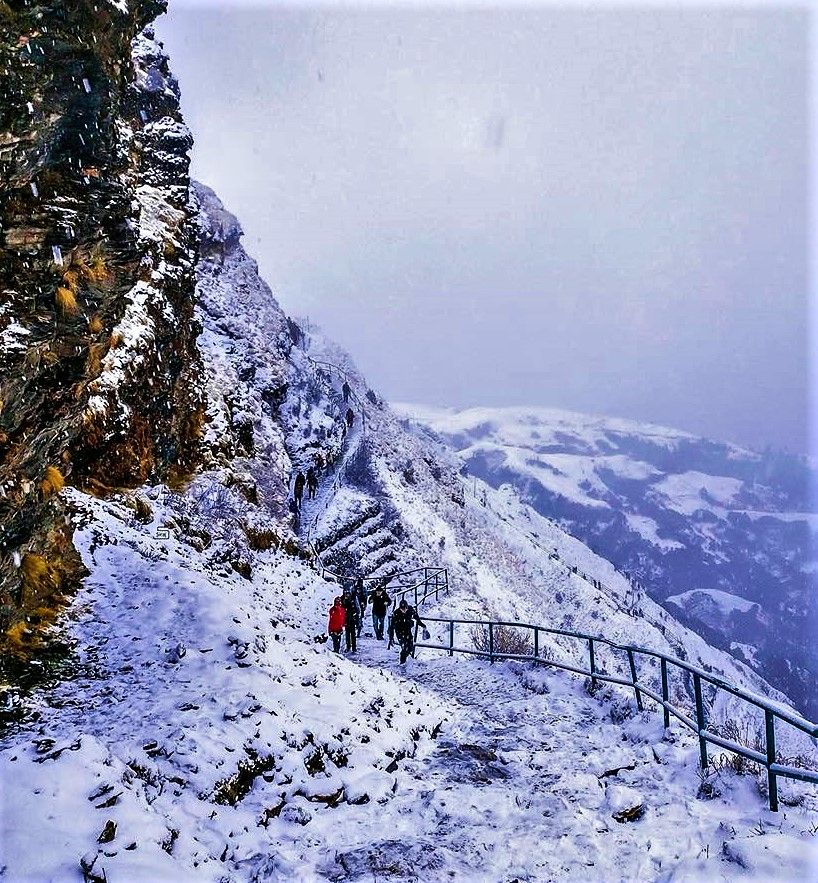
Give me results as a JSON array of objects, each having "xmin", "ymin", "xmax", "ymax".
[
  {"xmin": 40, "ymin": 466, "xmax": 64, "ymax": 498},
  {"xmin": 55, "ymin": 286, "xmax": 79, "ymax": 315}
]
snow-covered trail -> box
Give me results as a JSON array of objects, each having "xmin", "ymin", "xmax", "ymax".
[
  {"xmin": 292, "ymin": 633, "xmax": 817, "ymax": 882},
  {"xmin": 299, "ymin": 415, "xmax": 364, "ymax": 547}
]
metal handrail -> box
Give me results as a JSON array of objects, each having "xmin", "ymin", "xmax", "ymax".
[{"xmin": 415, "ymin": 613, "xmax": 818, "ymax": 811}]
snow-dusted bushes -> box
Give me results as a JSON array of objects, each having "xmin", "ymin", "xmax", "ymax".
[{"xmin": 469, "ymin": 623, "xmax": 533, "ymax": 657}]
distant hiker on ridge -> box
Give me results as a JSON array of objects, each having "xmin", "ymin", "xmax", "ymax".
[
  {"xmin": 368, "ymin": 585, "xmax": 391, "ymax": 641},
  {"xmin": 345, "ymin": 408, "xmax": 355, "ymax": 429},
  {"xmin": 327, "ymin": 597, "xmax": 345, "ymax": 653},
  {"xmin": 293, "ymin": 470, "xmax": 306, "ymax": 511},
  {"xmin": 306, "ymin": 466, "xmax": 318, "ymax": 500},
  {"xmin": 342, "ymin": 380, "xmax": 351, "ymax": 403},
  {"xmin": 391, "ymin": 598, "xmax": 425, "ymax": 665}
]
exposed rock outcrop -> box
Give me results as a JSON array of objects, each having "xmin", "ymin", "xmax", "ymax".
[{"xmin": 0, "ymin": 3, "xmax": 201, "ymax": 637}]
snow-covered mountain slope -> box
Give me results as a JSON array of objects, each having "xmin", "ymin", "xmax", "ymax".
[
  {"xmin": 4, "ymin": 176, "xmax": 816, "ymax": 880},
  {"xmin": 3, "ymin": 7, "xmax": 818, "ymax": 880},
  {"xmin": 3, "ymin": 178, "xmax": 817, "ymax": 882},
  {"xmin": 398, "ymin": 405, "xmax": 818, "ymax": 718},
  {"xmin": 3, "ymin": 478, "xmax": 817, "ymax": 881}
]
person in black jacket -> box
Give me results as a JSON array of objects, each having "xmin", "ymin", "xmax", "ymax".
[
  {"xmin": 354, "ymin": 577, "xmax": 367, "ymax": 637},
  {"xmin": 293, "ymin": 471, "xmax": 306, "ymax": 510},
  {"xmin": 341, "ymin": 587, "xmax": 360, "ymax": 652},
  {"xmin": 306, "ymin": 466, "xmax": 318, "ymax": 500},
  {"xmin": 342, "ymin": 380, "xmax": 351, "ymax": 403},
  {"xmin": 368, "ymin": 586, "xmax": 391, "ymax": 640},
  {"xmin": 391, "ymin": 599, "xmax": 425, "ymax": 664}
]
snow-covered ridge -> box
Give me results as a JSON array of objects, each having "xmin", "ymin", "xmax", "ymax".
[
  {"xmin": 398, "ymin": 403, "xmax": 818, "ymax": 719},
  {"xmin": 667, "ymin": 589, "xmax": 761, "ymax": 617}
]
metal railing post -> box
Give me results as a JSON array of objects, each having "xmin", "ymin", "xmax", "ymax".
[
  {"xmin": 693, "ymin": 673, "xmax": 708, "ymax": 769},
  {"xmin": 488, "ymin": 622, "xmax": 494, "ymax": 662},
  {"xmin": 626, "ymin": 648, "xmax": 643, "ymax": 711},
  {"xmin": 765, "ymin": 710, "xmax": 779, "ymax": 812},
  {"xmin": 589, "ymin": 638, "xmax": 597, "ymax": 689},
  {"xmin": 448, "ymin": 620, "xmax": 454, "ymax": 657},
  {"xmin": 660, "ymin": 657, "xmax": 670, "ymax": 729},
  {"xmin": 534, "ymin": 626, "xmax": 539, "ymax": 659}
]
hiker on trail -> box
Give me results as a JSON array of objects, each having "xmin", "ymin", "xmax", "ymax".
[
  {"xmin": 345, "ymin": 408, "xmax": 355, "ymax": 429},
  {"xmin": 391, "ymin": 598, "xmax": 425, "ymax": 665},
  {"xmin": 341, "ymin": 587, "xmax": 360, "ymax": 653},
  {"xmin": 293, "ymin": 471, "xmax": 306, "ymax": 510},
  {"xmin": 368, "ymin": 586, "xmax": 391, "ymax": 641},
  {"xmin": 342, "ymin": 380, "xmax": 351, "ymax": 403},
  {"xmin": 354, "ymin": 577, "xmax": 367, "ymax": 637},
  {"xmin": 327, "ymin": 597, "xmax": 346, "ymax": 653},
  {"xmin": 306, "ymin": 467, "xmax": 318, "ymax": 500}
]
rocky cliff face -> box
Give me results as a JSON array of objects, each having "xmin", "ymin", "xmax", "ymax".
[{"xmin": 0, "ymin": 3, "xmax": 201, "ymax": 639}]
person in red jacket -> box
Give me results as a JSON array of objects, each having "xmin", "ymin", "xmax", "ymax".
[{"xmin": 327, "ymin": 597, "xmax": 346, "ymax": 653}]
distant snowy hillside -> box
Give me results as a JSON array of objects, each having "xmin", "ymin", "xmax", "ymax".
[{"xmin": 398, "ymin": 405, "xmax": 818, "ymax": 718}]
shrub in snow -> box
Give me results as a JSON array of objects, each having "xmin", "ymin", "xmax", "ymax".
[
  {"xmin": 518, "ymin": 666, "xmax": 551, "ymax": 695},
  {"xmin": 211, "ymin": 748, "xmax": 277, "ymax": 806},
  {"xmin": 21, "ymin": 553, "xmax": 58, "ymax": 598},
  {"xmin": 469, "ymin": 623, "xmax": 533, "ymax": 657},
  {"xmin": 85, "ymin": 341, "xmax": 106, "ymax": 378},
  {"xmin": 608, "ymin": 697, "xmax": 638, "ymax": 724},
  {"xmin": 243, "ymin": 517, "xmax": 281, "ymax": 551},
  {"xmin": 55, "ymin": 284, "xmax": 82, "ymax": 317},
  {"xmin": 710, "ymin": 718, "xmax": 764, "ymax": 777},
  {"xmin": 696, "ymin": 766, "xmax": 720, "ymax": 800}
]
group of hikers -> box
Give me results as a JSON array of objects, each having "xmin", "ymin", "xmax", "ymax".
[
  {"xmin": 292, "ymin": 465, "xmax": 319, "ymax": 512},
  {"xmin": 297, "ymin": 371, "xmax": 426, "ymax": 662},
  {"xmin": 327, "ymin": 578, "xmax": 425, "ymax": 664},
  {"xmin": 291, "ymin": 385, "xmax": 357, "ymax": 514}
]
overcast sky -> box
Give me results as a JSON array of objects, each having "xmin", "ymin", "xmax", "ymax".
[{"xmin": 158, "ymin": 2, "xmax": 810, "ymax": 453}]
